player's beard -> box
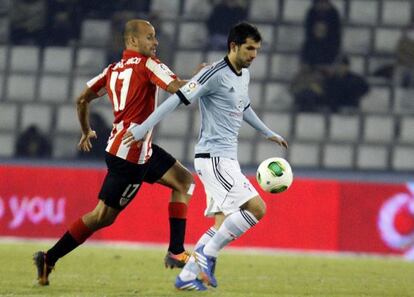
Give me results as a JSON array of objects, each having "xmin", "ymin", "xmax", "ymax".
[
  {"xmin": 243, "ymin": 60, "xmax": 252, "ymax": 68},
  {"xmin": 235, "ymin": 56, "xmax": 251, "ymax": 69},
  {"xmin": 240, "ymin": 59, "xmax": 252, "ymax": 68}
]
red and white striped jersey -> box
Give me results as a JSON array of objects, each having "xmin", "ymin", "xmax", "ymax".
[{"xmin": 87, "ymin": 49, "xmax": 176, "ymax": 164}]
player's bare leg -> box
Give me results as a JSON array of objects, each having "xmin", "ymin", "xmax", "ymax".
[
  {"xmin": 82, "ymin": 200, "xmax": 120, "ymax": 231},
  {"xmin": 157, "ymin": 161, "xmax": 195, "ymax": 268}
]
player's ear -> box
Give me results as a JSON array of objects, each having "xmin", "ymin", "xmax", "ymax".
[
  {"xmin": 229, "ymin": 42, "xmax": 238, "ymax": 53},
  {"xmin": 129, "ymin": 35, "xmax": 138, "ymax": 47}
]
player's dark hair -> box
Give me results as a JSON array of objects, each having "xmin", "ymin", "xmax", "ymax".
[{"xmin": 227, "ymin": 22, "xmax": 262, "ymax": 52}]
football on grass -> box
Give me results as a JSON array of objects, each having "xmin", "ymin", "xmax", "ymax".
[{"xmin": 256, "ymin": 157, "xmax": 293, "ymax": 193}]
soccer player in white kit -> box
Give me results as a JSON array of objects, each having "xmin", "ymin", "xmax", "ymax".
[{"xmin": 123, "ymin": 22, "xmax": 288, "ymax": 291}]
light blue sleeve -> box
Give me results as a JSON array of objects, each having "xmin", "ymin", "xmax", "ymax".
[
  {"xmin": 128, "ymin": 68, "xmax": 213, "ymax": 140},
  {"xmin": 243, "ymin": 105, "xmax": 280, "ymax": 138},
  {"xmin": 129, "ymin": 94, "xmax": 182, "ymax": 140},
  {"xmin": 176, "ymin": 67, "xmax": 215, "ymax": 105}
]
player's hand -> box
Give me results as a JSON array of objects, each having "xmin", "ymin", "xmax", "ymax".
[
  {"xmin": 122, "ymin": 125, "xmax": 148, "ymax": 147},
  {"xmin": 78, "ymin": 129, "xmax": 97, "ymax": 152},
  {"xmin": 267, "ymin": 135, "xmax": 288, "ymax": 149},
  {"xmin": 193, "ymin": 62, "xmax": 209, "ymax": 75},
  {"xmin": 122, "ymin": 131, "xmax": 144, "ymax": 148}
]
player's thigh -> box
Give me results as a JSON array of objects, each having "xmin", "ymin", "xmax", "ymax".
[
  {"xmin": 157, "ymin": 161, "xmax": 194, "ymax": 193},
  {"xmin": 195, "ymin": 157, "xmax": 258, "ymax": 215},
  {"xmin": 194, "ymin": 157, "xmax": 230, "ymax": 207},
  {"xmin": 203, "ymin": 189, "xmax": 222, "ymax": 217},
  {"xmin": 99, "ymin": 153, "xmax": 147, "ymax": 210},
  {"xmin": 143, "ymin": 144, "xmax": 176, "ymax": 183},
  {"xmin": 144, "ymin": 144, "xmax": 193, "ymax": 191}
]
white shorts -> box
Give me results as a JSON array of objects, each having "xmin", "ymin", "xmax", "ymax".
[{"xmin": 194, "ymin": 156, "xmax": 259, "ymax": 217}]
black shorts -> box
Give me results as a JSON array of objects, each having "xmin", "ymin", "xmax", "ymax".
[{"xmin": 98, "ymin": 144, "xmax": 176, "ymax": 210}]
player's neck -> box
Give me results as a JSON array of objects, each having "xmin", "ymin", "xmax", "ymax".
[
  {"xmin": 125, "ymin": 46, "xmax": 140, "ymax": 53},
  {"xmin": 226, "ymin": 55, "xmax": 242, "ymax": 74}
]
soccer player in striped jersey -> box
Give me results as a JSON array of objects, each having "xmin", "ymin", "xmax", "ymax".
[
  {"xmin": 123, "ymin": 22, "xmax": 288, "ymax": 291},
  {"xmin": 33, "ymin": 20, "xmax": 196, "ymax": 286}
]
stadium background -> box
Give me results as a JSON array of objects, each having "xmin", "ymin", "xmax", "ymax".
[{"xmin": 0, "ymin": 0, "xmax": 413, "ymax": 261}]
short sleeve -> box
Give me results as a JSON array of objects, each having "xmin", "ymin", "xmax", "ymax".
[
  {"xmin": 145, "ymin": 58, "xmax": 177, "ymax": 90},
  {"xmin": 86, "ymin": 65, "xmax": 110, "ymax": 96}
]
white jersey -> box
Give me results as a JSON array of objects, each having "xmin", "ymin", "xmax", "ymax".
[
  {"xmin": 129, "ymin": 56, "xmax": 280, "ymax": 216},
  {"xmin": 130, "ymin": 55, "xmax": 278, "ymax": 160},
  {"xmin": 178, "ymin": 57, "xmax": 251, "ymax": 159}
]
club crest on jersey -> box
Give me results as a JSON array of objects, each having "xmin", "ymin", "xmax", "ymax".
[{"xmin": 181, "ymin": 80, "xmax": 200, "ymax": 96}]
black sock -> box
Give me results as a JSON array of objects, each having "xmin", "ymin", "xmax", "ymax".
[
  {"xmin": 168, "ymin": 218, "xmax": 186, "ymax": 254},
  {"xmin": 46, "ymin": 232, "xmax": 80, "ymax": 266}
]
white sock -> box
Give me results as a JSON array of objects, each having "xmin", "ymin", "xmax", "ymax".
[
  {"xmin": 195, "ymin": 227, "xmax": 217, "ymax": 249},
  {"xmin": 203, "ymin": 210, "xmax": 258, "ymax": 257},
  {"xmin": 179, "ymin": 227, "xmax": 217, "ymax": 281}
]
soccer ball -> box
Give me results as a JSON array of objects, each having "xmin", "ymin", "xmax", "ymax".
[{"xmin": 256, "ymin": 157, "xmax": 293, "ymax": 193}]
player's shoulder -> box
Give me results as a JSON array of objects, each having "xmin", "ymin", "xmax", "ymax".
[
  {"xmin": 145, "ymin": 56, "xmax": 174, "ymax": 74},
  {"xmin": 197, "ymin": 59, "xmax": 228, "ymax": 84},
  {"xmin": 145, "ymin": 56, "xmax": 170, "ymax": 68},
  {"xmin": 204, "ymin": 59, "xmax": 227, "ymax": 72},
  {"xmin": 95, "ymin": 63, "xmax": 115, "ymax": 77},
  {"xmin": 144, "ymin": 56, "xmax": 159, "ymax": 65}
]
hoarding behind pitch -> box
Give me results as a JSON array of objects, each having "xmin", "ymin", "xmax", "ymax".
[{"xmin": 0, "ymin": 165, "xmax": 413, "ymax": 258}]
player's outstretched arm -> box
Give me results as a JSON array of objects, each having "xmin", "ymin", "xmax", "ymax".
[
  {"xmin": 243, "ymin": 105, "xmax": 288, "ymax": 149},
  {"xmin": 165, "ymin": 63, "xmax": 209, "ymax": 93},
  {"xmin": 122, "ymin": 93, "xmax": 182, "ymax": 147},
  {"xmin": 166, "ymin": 79, "xmax": 188, "ymax": 93},
  {"xmin": 124, "ymin": 74, "xmax": 209, "ymax": 147},
  {"xmin": 76, "ymin": 87, "xmax": 99, "ymax": 152}
]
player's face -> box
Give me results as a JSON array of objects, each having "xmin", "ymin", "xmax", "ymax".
[
  {"xmin": 235, "ymin": 38, "xmax": 261, "ymax": 68},
  {"xmin": 136, "ymin": 24, "xmax": 158, "ymax": 57}
]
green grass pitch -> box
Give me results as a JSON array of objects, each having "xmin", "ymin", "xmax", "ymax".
[{"xmin": 0, "ymin": 241, "xmax": 413, "ymax": 297}]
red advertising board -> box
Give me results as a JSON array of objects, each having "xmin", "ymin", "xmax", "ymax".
[
  {"xmin": 0, "ymin": 165, "xmax": 413, "ymax": 258},
  {"xmin": 339, "ymin": 181, "xmax": 414, "ymax": 258}
]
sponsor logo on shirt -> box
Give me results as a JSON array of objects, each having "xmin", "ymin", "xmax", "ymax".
[{"xmin": 181, "ymin": 80, "xmax": 200, "ymax": 96}]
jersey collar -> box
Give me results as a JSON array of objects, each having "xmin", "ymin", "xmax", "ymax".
[{"xmin": 224, "ymin": 56, "xmax": 242, "ymax": 76}]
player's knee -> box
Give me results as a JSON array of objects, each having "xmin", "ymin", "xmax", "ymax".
[
  {"xmin": 176, "ymin": 171, "xmax": 195, "ymax": 196},
  {"xmin": 245, "ymin": 198, "xmax": 266, "ymax": 221},
  {"xmin": 98, "ymin": 215, "xmax": 116, "ymax": 228},
  {"xmin": 251, "ymin": 205, "xmax": 266, "ymax": 221},
  {"xmin": 256, "ymin": 201, "xmax": 267, "ymax": 220},
  {"xmin": 93, "ymin": 210, "xmax": 117, "ymax": 228}
]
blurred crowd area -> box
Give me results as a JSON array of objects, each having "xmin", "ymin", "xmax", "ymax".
[{"xmin": 0, "ymin": 0, "xmax": 414, "ymax": 172}]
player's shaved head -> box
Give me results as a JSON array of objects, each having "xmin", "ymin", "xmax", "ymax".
[
  {"xmin": 123, "ymin": 19, "xmax": 158, "ymax": 57},
  {"xmin": 124, "ymin": 19, "xmax": 152, "ymax": 45}
]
